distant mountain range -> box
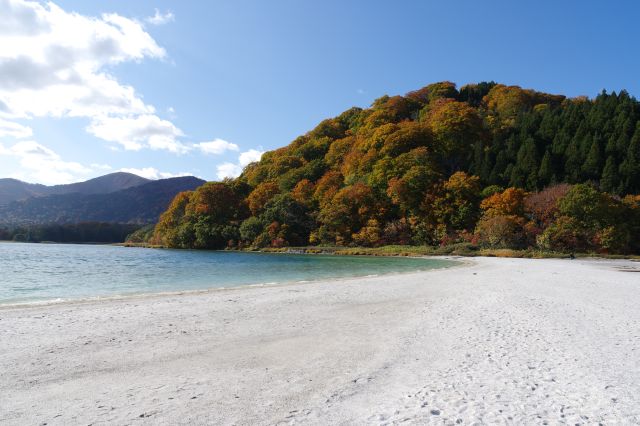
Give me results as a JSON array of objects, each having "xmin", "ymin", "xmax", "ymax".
[
  {"xmin": 0, "ymin": 172, "xmax": 151, "ymax": 205},
  {"xmin": 0, "ymin": 173, "xmax": 205, "ymax": 225}
]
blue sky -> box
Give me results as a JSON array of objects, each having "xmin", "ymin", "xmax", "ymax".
[{"xmin": 1, "ymin": 0, "xmax": 639, "ymax": 184}]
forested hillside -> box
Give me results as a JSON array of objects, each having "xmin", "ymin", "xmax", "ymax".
[{"xmin": 149, "ymin": 82, "xmax": 640, "ymax": 254}]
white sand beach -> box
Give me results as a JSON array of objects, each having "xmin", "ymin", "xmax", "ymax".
[{"xmin": 1, "ymin": 257, "xmax": 639, "ymax": 425}]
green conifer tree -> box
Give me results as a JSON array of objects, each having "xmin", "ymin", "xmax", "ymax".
[
  {"xmin": 564, "ymin": 139, "xmax": 582, "ymax": 183},
  {"xmin": 538, "ymin": 149, "xmax": 554, "ymax": 187},
  {"xmin": 619, "ymin": 125, "xmax": 640, "ymax": 193},
  {"xmin": 600, "ymin": 156, "xmax": 620, "ymax": 194},
  {"xmin": 582, "ymin": 137, "xmax": 602, "ymax": 181}
]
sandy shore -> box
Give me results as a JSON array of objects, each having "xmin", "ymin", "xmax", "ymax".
[{"xmin": 1, "ymin": 257, "xmax": 639, "ymax": 425}]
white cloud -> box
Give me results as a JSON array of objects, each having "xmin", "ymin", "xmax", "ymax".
[
  {"xmin": 0, "ymin": 117, "xmax": 32, "ymax": 138},
  {"xmin": 216, "ymin": 149, "xmax": 264, "ymax": 179},
  {"xmin": 0, "ymin": 1, "xmax": 235, "ymax": 182},
  {"xmin": 0, "ymin": 1, "xmax": 165, "ymax": 115},
  {"xmin": 0, "ymin": 0, "xmax": 50, "ymax": 36},
  {"xmin": 0, "ymin": 0, "xmax": 189, "ymax": 154},
  {"xmin": 87, "ymin": 114, "xmax": 188, "ymax": 153},
  {"xmin": 239, "ymin": 149, "xmax": 264, "ymax": 167},
  {"xmin": 216, "ymin": 162, "xmax": 242, "ymax": 180},
  {"xmin": 119, "ymin": 167, "xmax": 191, "ymax": 180},
  {"xmin": 194, "ymin": 138, "xmax": 239, "ymax": 155},
  {"xmin": 145, "ymin": 9, "xmax": 174, "ymax": 26},
  {"xmin": 1, "ymin": 140, "xmax": 92, "ymax": 184}
]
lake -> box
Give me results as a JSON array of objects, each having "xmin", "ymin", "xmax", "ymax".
[{"xmin": 0, "ymin": 242, "xmax": 455, "ymax": 304}]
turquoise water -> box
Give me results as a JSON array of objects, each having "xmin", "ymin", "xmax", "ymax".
[{"xmin": 0, "ymin": 242, "xmax": 454, "ymax": 304}]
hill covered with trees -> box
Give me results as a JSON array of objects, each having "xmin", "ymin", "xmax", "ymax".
[{"xmin": 148, "ymin": 82, "xmax": 640, "ymax": 254}]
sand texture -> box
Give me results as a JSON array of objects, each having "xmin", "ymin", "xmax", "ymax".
[{"xmin": 1, "ymin": 257, "xmax": 639, "ymax": 425}]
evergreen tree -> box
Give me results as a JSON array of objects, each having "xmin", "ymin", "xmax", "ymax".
[
  {"xmin": 490, "ymin": 150, "xmax": 509, "ymax": 185},
  {"xmin": 581, "ymin": 137, "xmax": 602, "ymax": 181},
  {"xmin": 619, "ymin": 125, "xmax": 640, "ymax": 193},
  {"xmin": 469, "ymin": 140, "xmax": 484, "ymax": 177},
  {"xmin": 605, "ymin": 134, "xmax": 618, "ymax": 157},
  {"xmin": 480, "ymin": 150, "xmax": 494, "ymax": 182},
  {"xmin": 513, "ymin": 137, "xmax": 539, "ymax": 190},
  {"xmin": 600, "ymin": 156, "xmax": 620, "ymax": 194},
  {"xmin": 538, "ymin": 149, "xmax": 554, "ymax": 187},
  {"xmin": 564, "ymin": 139, "xmax": 582, "ymax": 183}
]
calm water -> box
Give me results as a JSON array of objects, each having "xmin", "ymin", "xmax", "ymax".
[{"xmin": 0, "ymin": 242, "xmax": 454, "ymax": 304}]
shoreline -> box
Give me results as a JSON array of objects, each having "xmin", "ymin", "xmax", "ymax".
[
  {"xmin": 121, "ymin": 242, "xmax": 640, "ymax": 261},
  {"xmin": 6, "ymin": 238, "xmax": 640, "ymax": 260},
  {"xmin": 0, "ymin": 255, "xmax": 467, "ymax": 310}
]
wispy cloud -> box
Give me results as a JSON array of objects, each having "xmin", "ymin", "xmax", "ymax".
[
  {"xmin": 118, "ymin": 167, "xmax": 192, "ymax": 180},
  {"xmin": 194, "ymin": 138, "xmax": 239, "ymax": 155},
  {"xmin": 0, "ymin": 118, "xmax": 32, "ymax": 138},
  {"xmin": 145, "ymin": 9, "xmax": 174, "ymax": 26},
  {"xmin": 1, "ymin": 140, "xmax": 92, "ymax": 184}
]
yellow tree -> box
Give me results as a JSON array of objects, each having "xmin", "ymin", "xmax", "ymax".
[
  {"xmin": 153, "ymin": 191, "xmax": 193, "ymax": 247},
  {"xmin": 480, "ymin": 188, "xmax": 527, "ymax": 217},
  {"xmin": 291, "ymin": 179, "xmax": 315, "ymax": 206},
  {"xmin": 247, "ymin": 181, "xmax": 280, "ymax": 215},
  {"xmin": 423, "ymin": 99, "xmax": 483, "ymax": 173}
]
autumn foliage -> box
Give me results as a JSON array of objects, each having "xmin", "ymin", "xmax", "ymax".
[{"xmin": 150, "ymin": 81, "xmax": 640, "ymax": 253}]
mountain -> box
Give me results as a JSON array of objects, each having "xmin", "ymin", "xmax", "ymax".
[
  {"xmin": 0, "ymin": 176, "xmax": 205, "ymax": 225},
  {"xmin": 0, "ymin": 179, "xmax": 49, "ymax": 206},
  {"xmin": 0, "ymin": 172, "xmax": 150, "ymax": 205},
  {"xmin": 148, "ymin": 81, "xmax": 640, "ymax": 254},
  {"xmin": 45, "ymin": 172, "xmax": 151, "ymax": 196}
]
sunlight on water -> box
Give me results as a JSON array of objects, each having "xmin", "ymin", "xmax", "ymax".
[{"xmin": 0, "ymin": 242, "xmax": 455, "ymax": 304}]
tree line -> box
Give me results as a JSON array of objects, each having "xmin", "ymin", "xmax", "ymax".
[
  {"xmin": 0, "ymin": 222, "xmax": 142, "ymax": 243},
  {"xmin": 144, "ymin": 81, "xmax": 640, "ymax": 254}
]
